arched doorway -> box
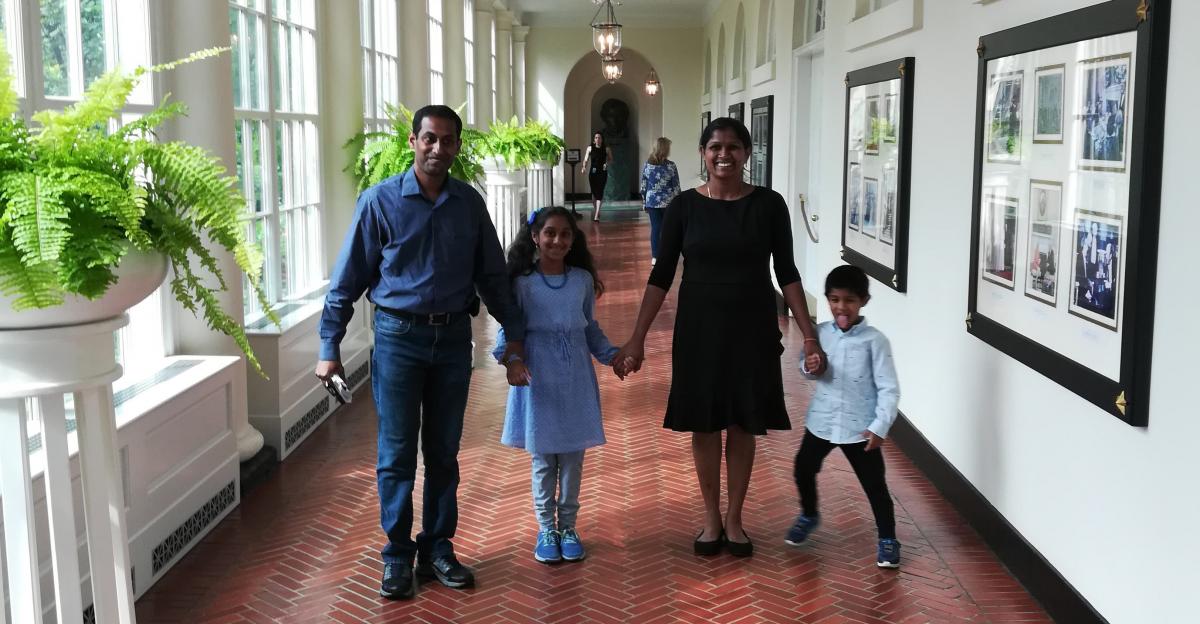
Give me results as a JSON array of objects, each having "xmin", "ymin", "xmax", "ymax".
[{"xmin": 563, "ymin": 48, "xmax": 663, "ymax": 206}]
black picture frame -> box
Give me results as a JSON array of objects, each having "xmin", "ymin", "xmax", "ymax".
[
  {"xmin": 700, "ymin": 111, "xmax": 711, "ymax": 181},
  {"xmin": 751, "ymin": 96, "xmax": 773, "ymax": 188},
  {"xmin": 841, "ymin": 57, "xmax": 914, "ymax": 293},
  {"xmin": 966, "ymin": 0, "xmax": 1171, "ymax": 426},
  {"xmin": 728, "ymin": 102, "xmax": 744, "ymax": 122},
  {"xmin": 565, "ymin": 148, "xmax": 581, "ymax": 164}
]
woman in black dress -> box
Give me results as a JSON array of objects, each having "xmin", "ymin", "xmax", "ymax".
[
  {"xmin": 615, "ymin": 118, "xmax": 826, "ymax": 557},
  {"xmin": 580, "ymin": 131, "xmax": 613, "ymax": 222}
]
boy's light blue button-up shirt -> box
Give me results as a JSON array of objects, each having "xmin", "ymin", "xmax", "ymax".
[{"xmin": 800, "ymin": 318, "xmax": 900, "ymax": 444}]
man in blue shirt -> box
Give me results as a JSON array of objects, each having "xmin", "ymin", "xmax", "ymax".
[{"xmin": 316, "ymin": 105, "xmax": 525, "ymax": 600}]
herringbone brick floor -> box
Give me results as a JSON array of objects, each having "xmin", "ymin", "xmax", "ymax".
[{"xmin": 136, "ymin": 218, "xmax": 1051, "ymax": 623}]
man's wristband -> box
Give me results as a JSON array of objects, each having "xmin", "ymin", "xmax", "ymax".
[{"xmin": 503, "ymin": 354, "xmax": 524, "ymax": 365}]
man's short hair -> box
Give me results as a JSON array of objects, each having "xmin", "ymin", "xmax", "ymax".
[
  {"xmin": 411, "ymin": 104, "xmax": 463, "ymax": 138},
  {"xmin": 825, "ymin": 264, "xmax": 870, "ymax": 299}
]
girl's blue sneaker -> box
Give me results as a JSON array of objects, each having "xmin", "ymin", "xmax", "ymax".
[
  {"xmin": 534, "ymin": 529, "xmax": 562, "ymax": 563},
  {"xmin": 877, "ymin": 538, "xmax": 901, "ymax": 568},
  {"xmin": 784, "ymin": 514, "xmax": 820, "ymax": 546},
  {"xmin": 559, "ymin": 527, "xmax": 586, "ymax": 562}
]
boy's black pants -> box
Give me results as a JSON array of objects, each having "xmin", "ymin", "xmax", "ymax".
[{"xmin": 793, "ymin": 429, "xmax": 896, "ymax": 540}]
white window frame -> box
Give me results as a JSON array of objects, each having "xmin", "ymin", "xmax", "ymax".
[
  {"xmin": 361, "ymin": 0, "xmax": 398, "ymax": 132},
  {"xmin": 489, "ymin": 18, "xmax": 496, "ymax": 123},
  {"xmin": 231, "ymin": 0, "xmax": 324, "ymax": 325},
  {"xmin": 463, "ymin": 0, "xmax": 474, "ymax": 124},
  {"xmin": 808, "ymin": 0, "xmax": 826, "ymax": 41},
  {"xmin": 427, "ymin": 0, "xmax": 443, "ymax": 104}
]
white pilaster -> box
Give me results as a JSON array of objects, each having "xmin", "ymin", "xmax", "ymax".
[
  {"xmin": 512, "ymin": 25, "xmax": 529, "ymax": 122},
  {"xmin": 443, "ymin": 0, "xmax": 468, "ymax": 112},
  {"xmin": 494, "ymin": 9, "xmax": 514, "ymax": 122},
  {"xmin": 158, "ymin": 0, "xmax": 264, "ymax": 461},
  {"xmin": 473, "ymin": 0, "xmax": 494, "ymax": 128},
  {"xmin": 401, "ymin": 0, "xmax": 431, "ymax": 106},
  {"xmin": 317, "ymin": 0, "xmax": 364, "ymax": 271}
]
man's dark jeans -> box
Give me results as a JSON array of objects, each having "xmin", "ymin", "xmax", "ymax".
[{"xmin": 372, "ymin": 310, "xmax": 473, "ymax": 564}]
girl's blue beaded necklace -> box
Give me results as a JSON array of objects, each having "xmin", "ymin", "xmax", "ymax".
[{"xmin": 538, "ymin": 265, "xmax": 570, "ymax": 289}]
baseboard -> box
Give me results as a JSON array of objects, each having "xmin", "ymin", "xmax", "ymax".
[{"xmin": 889, "ymin": 414, "xmax": 1108, "ymax": 624}]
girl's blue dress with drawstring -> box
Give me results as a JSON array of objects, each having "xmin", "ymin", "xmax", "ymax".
[{"xmin": 493, "ymin": 268, "xmax": 618, "ymax": 454}]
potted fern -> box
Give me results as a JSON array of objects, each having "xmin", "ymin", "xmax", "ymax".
[
  {"xmin": 0, "ymin": 43, "xmax": 276, "ymax": 373},
  {"xmin": 480, "ymin": 117, "xmax": 564, "ymax": 170},
  {"xmin": 348, "ymin": 102, "xmax": 487, "ymax": 190}
]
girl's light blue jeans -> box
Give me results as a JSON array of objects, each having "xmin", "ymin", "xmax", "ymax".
[{"xmin": 531, "ymin": 451, "xmax": 585, "ymax": 531}]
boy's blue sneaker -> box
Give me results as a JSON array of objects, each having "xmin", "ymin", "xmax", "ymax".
[
  {"xmin": 784, "ymin": 514, "xmax": 820, "ymax": 546},
  {"xmin": 877, "ymin": 538, "xmax": 901, "ymax": 568},
  {"xmin": 534, "ymin": 529, "xmax": 562, "ymax": 563},
  {"xmin": 559, "ymin": 527, "xmax": 587, "ymax": 562}
]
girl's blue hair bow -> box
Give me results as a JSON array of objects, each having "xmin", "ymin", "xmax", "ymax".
[{"xmin": 527, "ymin": 207, "xmax": 542, "ymax": 225}]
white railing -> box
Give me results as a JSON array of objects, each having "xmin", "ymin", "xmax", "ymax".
[
  {"xmin": 483, "ymin": 159, "xmax": 526, "ymax": 251},
  {"xmin": 525, "ymin": 161, "xmax": 554, "ymax": 214}
]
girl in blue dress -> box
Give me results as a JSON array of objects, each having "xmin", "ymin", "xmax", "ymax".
[{"xmin": 492, "ymin": 206, "xmax": 622, "ymax": 564}]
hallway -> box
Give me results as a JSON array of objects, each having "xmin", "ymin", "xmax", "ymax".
[{"xmin": 135, "ymin": 219, "xmax": 1050, "ymax": 624}]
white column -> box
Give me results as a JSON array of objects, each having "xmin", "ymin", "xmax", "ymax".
[
  {"xmin": 494, "ymin": 9, "xmax": 513, "ymax": 122},
  {"xmin": 401, "ymin": 0, "xmax": 431, "ymax": 106},
  {"xmin": 0, "ymin": 399, "xmax": 42, "ymax": 624},
  {"xmin": 443, "ymin": 0, "xmax": 468, "ymax": 112},
  {"xmin": 473, "ymin": 0, "xmax": 494, "ymax": 129},
  {"xmin": 317, "ymin": 0, "xmax": 363, "ymax": 271},
  {"xmin": 158, "ymin": 1, "xmax": 264, "ymax": 461},
  {"xmin": 512, "ymin": 25, "xmax": 528, "ymax": 122}
]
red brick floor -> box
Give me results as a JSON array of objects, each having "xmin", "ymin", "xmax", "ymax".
[{"xmin": 135, "ymin": 218, "xmax": 1051, "ymax": 623}]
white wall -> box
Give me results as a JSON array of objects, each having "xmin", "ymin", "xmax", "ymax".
[
  {"xmin": 799, "ymin": 1, "xmax": 1200, "ymax": 622},
  {"xmin": 525, "ymin": 26, "xmax": 703, "ymax": 203}
]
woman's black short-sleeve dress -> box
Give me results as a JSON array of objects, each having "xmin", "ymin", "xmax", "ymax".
[{"xmin": 646, "ymin": 187, "xmax": 801, "ymax": 434}]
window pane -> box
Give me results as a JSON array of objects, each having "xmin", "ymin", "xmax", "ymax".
[
  {"xmin": 80, "ymin": 0, "xmax": 105, "ymax": 87},
  {"xmin": 40, "ymin": 0, "xmax": 70, "ymax": 96},
  {"xmin": 229, "ymin": 9, "xmax": 242, "ymax": 106}
]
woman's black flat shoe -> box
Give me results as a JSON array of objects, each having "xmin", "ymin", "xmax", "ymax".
[
  {"xmin": 726, "ymin": 530, "xmax": 754, "ymax": 557},
  {"xmin": 693, "ymin": 529, "xmax": 724, "ymax": 556}
]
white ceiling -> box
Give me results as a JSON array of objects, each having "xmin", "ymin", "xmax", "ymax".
[{"xmin": 511, "ymin": 0, "xmax": 717, "ymax": 28}]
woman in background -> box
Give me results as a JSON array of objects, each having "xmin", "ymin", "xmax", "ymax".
[
  {"xmin": 581, "ymin": 131, "xmax": 613, "ymax": 222},
  {"xmin": 640, "ymin": 137, "xmax": 681, "ymax": 266}
]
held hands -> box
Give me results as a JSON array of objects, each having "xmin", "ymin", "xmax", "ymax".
[
  {"xmin": 612, "ymin": 340, "xmax": 645, "ymax": 380},
  {"xmin": 863, "ymin": 431, "xmax": 884, "ymax": 452},
  {"xmin": 505, "ymin": 360, "xmax": 533, "ymax": 386},
  {"xmin": 803, "ymin": 338, "xmax": 829, "ymax": 375}
]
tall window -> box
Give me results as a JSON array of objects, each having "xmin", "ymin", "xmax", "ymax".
[
  {"xmin": 489, "ymin": 18, "xmax": 496, "ymax": 123},
  {"xmin": 463, "ymin": 0, "xmax": 474, "ymax": 124},
  {"xmin": 855, "ymin": 0, "xmax": 897, "ymax": 19},
  {"xmin": 231, "ymin": 0, "xmax": 323, "ymax": 322},
  {"xmin": 361, "ymin": 0, "xmax": 398, "ymax": 132},
  {"xmin": 428, "ymin": 0, "xmax": 443, "ymax": 104},
  {"xmin": 732, "ymin": 4, "xmax": 745, "ymax": 80}
]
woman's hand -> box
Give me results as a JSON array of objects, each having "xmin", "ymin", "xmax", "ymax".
[
  {"xmin": 505, "ymin": 360, "xmax": 532, "ymax": 386},
  {"xmin": 614, "ymin": 340, "xmax": 646, "ymax": 375}
]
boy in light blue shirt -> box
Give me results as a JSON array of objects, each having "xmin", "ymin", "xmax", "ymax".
[{"xmin": 785, "ymin": 264, "xmax": 902, "ymax": 568}]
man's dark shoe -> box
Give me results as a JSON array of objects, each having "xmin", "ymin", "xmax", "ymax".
[
  {"xmin": 415, "ymin": 554, "xmax": 475, "ymax": 589},
  {"xmin": 380, "ymin": 562, "xmax": 415, "ymax": 600}
]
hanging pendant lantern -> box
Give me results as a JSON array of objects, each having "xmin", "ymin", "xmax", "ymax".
[
  {"xmin": 602, "ymin": 56, "xmax": 624, "ymax": 83},
  {"xmin": 591, "ymin": 0, "xmax": 623, "ymax": 58},
  {"xmin": 644, "ymin": 67, "xmax": 661, "ymax": 96}
]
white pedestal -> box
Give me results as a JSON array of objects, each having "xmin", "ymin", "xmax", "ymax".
[
  {"xmin": 484, "ymin": 159, "xmax": 527, "ymax": 251},
  {"xmin": 0, "ymin": 315, "xmax": 137, "ymax": 624}
]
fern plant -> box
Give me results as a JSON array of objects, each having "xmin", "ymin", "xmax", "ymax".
[
  {"xmin": 0, "ymin": 41, "xmax": 278, "ymax": 374},
  {"xmin": 347, "ymin": 103, "xmax": 487, "ymax": 190},
  {"xmin": 482, "ymin": 117, "xmax": 564, "ymax": 170}
]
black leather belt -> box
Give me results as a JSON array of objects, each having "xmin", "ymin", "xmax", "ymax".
[{"xmin": 376, "ymin": 306, "xmax": 463, "ymax": 326}]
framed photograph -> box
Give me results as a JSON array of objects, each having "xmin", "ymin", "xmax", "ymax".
[
  {"xmin": 1079, "ymin": 53, "xmax": 1132, "ymax": 172},
  {"xmin": 880, "ymin": 166, "xmax": 897, "ymax": 246},
  {"xmin": 980, "ymin": 191, "xmax": 1018, "ymax": 290},
  {"xmin": 700, "ymin": 111, "xmax": 711, "ymax": 181},
  {"xmin": 967, "ymin": 0, "xmax": 1171, "ymax": 426},
  {"xmin": 986, "ymin": 71, "xmax": 1023, "ymax": 163},
  {"xmin": 847, "ymin": 162, "xmax": 861, "ymax": 231},
  {"xmin": 565, "ymin": 148, "xmax": 582, "ymax": 164},
  {"xmin": 750, "ymin": 96, "xmax": 774, "ymax": 188},
  {"xmin": 1024, "ymin": 180, "xmax": 1063, "ymax": 306},
  {"xmin": 862, "ymin": 177, "xmax": 879, "ymax": 239},
  {"xmin": 1069, "ymin": 211, "xmax": 1123, "ymax": 330},
  {"xmin": 841, "ymin": 57, "xmax": 914, "ymax": 292},
  {"xmin": 728, "ymin": 102, "xmax": 744, "ymax": 122},
  {"xmin": 883, "ymin": 93, "xmax": 898, "ymax": 143},
  {"xmin": 865, "ymin": 96, "xmax": 882, "ymax": 155},
  {"xmin": 1034, "ymin": 64, "xmax": 1065, "ymax": 143}
]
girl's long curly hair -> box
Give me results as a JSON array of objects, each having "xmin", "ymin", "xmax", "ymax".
[{"xmin": 506, "ymin": 206, "xmax": 605, "ymax": 297}]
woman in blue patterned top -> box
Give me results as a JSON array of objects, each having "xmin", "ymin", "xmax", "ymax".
[
  {"xmin": 493, "ymin": 206, "xmax": 623, "ymax": 565},
  {"xmin": 640, "ymin": 137, "xmax": 681, "ymax": 265}
]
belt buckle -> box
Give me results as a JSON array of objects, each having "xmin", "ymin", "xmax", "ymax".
[{"xmin": 428, "ymin": 312, "xmax": 449, "ymax": 326}]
